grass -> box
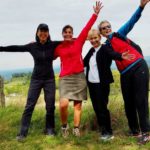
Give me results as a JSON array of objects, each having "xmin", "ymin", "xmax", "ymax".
[
  {"xmin": 1, "ymin": 72, "xmax": 150, "ymax": 149},
  {"xmin": 0, "ymin": 97, "xmax": 150, "ymax": 150}
]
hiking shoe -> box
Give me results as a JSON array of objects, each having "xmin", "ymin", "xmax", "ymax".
[
  {"xmin": 16, "ymin": 134, "xmax": 26, "ymax": 142},
  {"xmin": 44, "ymin": 128, "xmax": 56, "ymax": 136},
  {"xmin": 100, "ymin": 134, "xmax": 114, "ymax": 141},
  {"xmin": 138, "ymin": 133, "xmax": 150, "ymax": 145},
  {"xmin": 128, "ymin": 131, "xmax": 142, "ymax": 138},
  {"xmin": 72, "ymin": 127, "xmax": 80, "ymax": 137},
  {"xmin": 61, "ymin": 125, "xmax": 69, "ymax": 138}
]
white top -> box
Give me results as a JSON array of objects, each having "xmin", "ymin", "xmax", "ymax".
[{"xmin": 88, "ymin": 45, "xmax": 101, "ymax": 83}]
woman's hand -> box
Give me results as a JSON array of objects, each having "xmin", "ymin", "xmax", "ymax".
[
  {"xmin": 93, "ymin": 1, "xmax": 103, "ymax": 15},
  {"xmin": 121, "ymin": 51, "xmax": 136, "ymax": 61},
  {"xmin": 140, "ymin": 0, "xmax": 150, "ymax": 8}
]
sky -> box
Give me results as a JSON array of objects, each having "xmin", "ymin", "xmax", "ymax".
[{"xmin": 0, "ymin": 0, "xmax": 150, "ymax": 70}]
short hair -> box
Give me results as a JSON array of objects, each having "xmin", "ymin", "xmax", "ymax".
[
  {"xmin": 88, "ymin": 29, "xmax": 101, "ymax": 39},
  {"xmin": 62, "ymin": 25, "xmax": 73, "ymax": 33},
  {"xmin": 98, "ymin": 20, "xmax": 111, "ymax": 31}
]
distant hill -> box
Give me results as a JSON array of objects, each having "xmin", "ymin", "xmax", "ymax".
[
  {"xmin": 0, "ymin": 67, "xmax": 60, "ymax": 80},
  {"xmin": 0, "ymin": 56, "xmax": 150, "ymax": 80}
]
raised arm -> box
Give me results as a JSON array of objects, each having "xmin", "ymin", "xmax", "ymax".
[
  {"xmin": 0, "ymin": 44, "xmax": 30, "ymax": 52},
  {"xmin": 77, "ymin": 1, "xmax": 103, "ymax": 44},
  {"xmin": 118, "ymin": 0, "xmax": 150, "ymax": 37}
]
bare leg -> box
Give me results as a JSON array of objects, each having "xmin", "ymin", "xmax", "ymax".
[
  {"xmin": 74, "ymin": 101, "xmax": 82, "ymax": 127},
  {"xmin": 59, "ymin": 98, "xmax": 69, "ymax": 125}
]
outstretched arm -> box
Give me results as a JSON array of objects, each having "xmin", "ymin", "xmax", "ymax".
[
  {"xmin": 0, "ymin": 44, "xmax": 30, "ymax": 52},
  {"xmin": 118, "ymin": 0, "xmax": 150, "ymax": 37},
  {"xmin": 51, "ymin": 41, "xmax": 62, "ymax": 49},
  {"xmin": 52, "ymin": 41, "xmax": 62, "ymax": 60},
  {"xmin": 104, "ymin": 45, "xmax": 135, "ymax": 61},
  {"xmin": 104, "ymin": 45, "xmax": 122, "ymax": 60},
  {"xmin": 77, "ymin": 1, "xmax": 103, "ymax": 44}
]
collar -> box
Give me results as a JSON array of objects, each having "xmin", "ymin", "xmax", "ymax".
[{"xmin": 94, "ymin": 45, "xmax": 102, "ymax": 52}]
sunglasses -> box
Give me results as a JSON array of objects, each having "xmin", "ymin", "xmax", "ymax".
[{"xmin": 100, "ymin": 25, "xmax": 111, "ymax": 30}]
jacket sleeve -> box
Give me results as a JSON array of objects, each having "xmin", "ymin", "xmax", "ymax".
[
  {"xmin": 103, "ymin": 44, "xmax": 123, "ymax": 61},
  {"xmin": 77, "ymin": 14, "xmax": 98, "ymax": 45},
  {"xmin": 52, "ymin": 41, "xmax": 62, "ymax": 49},
  {"xmin": 0, "ymin": 44, "xmax": 30, "ymax": 52},
  {"xmin": 117, "ymin": 6, "xmax": 143, "ymax": 37},
  {"xmin": 53, "ymin": 45, "xmax": 60, "ymax": 60}
]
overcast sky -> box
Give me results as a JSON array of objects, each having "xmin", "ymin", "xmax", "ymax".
[{"xmin": 0, "ymin": 0, "xmax": 150, "ymax": 70}]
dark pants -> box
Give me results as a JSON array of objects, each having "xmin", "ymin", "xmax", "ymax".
[
  {"xmin": 88, "ymin": 82, "xmax": 112, "ymax": 134},
  {"xmin": 121, "ymin": 59, "xmax": 150, "ymax": 133},
  {"xmin": 19, "ymin": 79, "xmax": 56, "ymax": 136}
]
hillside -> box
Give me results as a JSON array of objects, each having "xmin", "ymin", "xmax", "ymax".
[{"xmin": 0, "ymin": 71, "xmax": 150, "ymax": 150}]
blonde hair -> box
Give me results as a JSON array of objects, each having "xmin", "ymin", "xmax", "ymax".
[{"xmin": 87, "ymin": 29, "xmax": 101, "ymax": 40}]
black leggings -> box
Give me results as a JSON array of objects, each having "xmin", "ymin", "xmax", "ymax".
[
  {"xmin": 121, "ymin": 59, "xmax": 150, "ymax": 133},
  {"xmin": 19, "ymin": 78, "xmax": 55, "ymax": 136}
]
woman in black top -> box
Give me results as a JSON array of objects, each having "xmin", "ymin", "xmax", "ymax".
[{"xmin": 0, "ymin": 24, "xmax": 61, "ymax": 141}]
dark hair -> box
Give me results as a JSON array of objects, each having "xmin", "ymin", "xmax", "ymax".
[
  {"xmin": 62, "ymin": 25, "xmax": 73, "ymax": 34},
  {"xmin": 35, "ymin": 23, "xmax": 51, "ymax": 43}
]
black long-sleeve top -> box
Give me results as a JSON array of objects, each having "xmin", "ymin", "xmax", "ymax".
[{"xmin": 0, "ymin": 41, "xmax": 60, "ymax": 80}]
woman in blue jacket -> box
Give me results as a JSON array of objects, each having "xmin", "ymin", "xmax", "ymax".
[{"xmin": 98, "ymin": 0, "xmax": 150, "ymax": 144}]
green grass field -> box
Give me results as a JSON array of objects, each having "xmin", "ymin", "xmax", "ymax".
[{"xmin": 0, "ymin": 72, "xmax": 150, "ymax": 150}]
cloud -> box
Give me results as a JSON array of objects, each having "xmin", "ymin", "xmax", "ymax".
[{"xmin": 0, "ymin": 0, "xmax": 150, "ymax": 70}]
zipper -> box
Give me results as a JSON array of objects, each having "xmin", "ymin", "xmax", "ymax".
[{"xmin": 42, "ymin": 45, "xmax": 46, "ymax": 77}]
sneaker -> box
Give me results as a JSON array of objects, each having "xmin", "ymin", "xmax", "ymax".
[
  {"xmin": 128, "ymin": 131, "xmax": 142, "ymax": 138},
  {"xmin": 138, "ymin": 133, "xmax": 150, "ymax": 145},
  {"xmin": 16, "ymin": 134, "xmax": 26, "ymax": 142},
  {"xmin": 100, "ymin": 134, "xmax": 114, "ymax": 141},
  {"xmin": 44, "ymin": 128, "xmax": 56, "ymax": 136},
  {"xmin": 61, "ymin": 125, "xmax": 69, "ymax": 138},
  {"xmin": 72, "ymin": 127, "xmax": 80, "ymax": 137}
]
